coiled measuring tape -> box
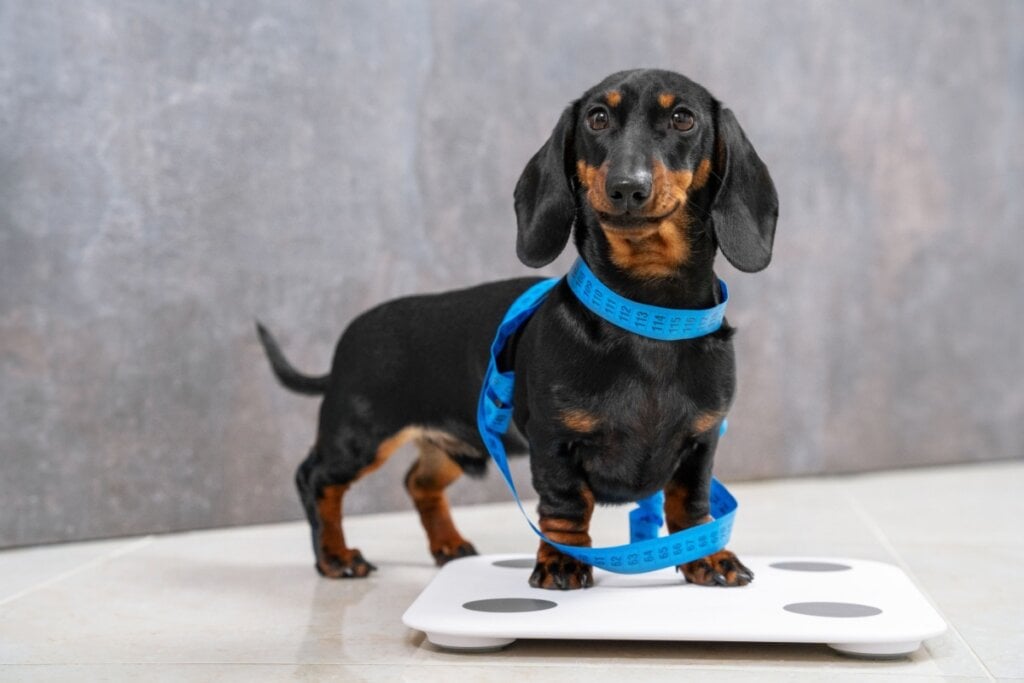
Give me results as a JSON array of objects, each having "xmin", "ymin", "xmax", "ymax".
[{"xmin": 477, "ymin": 274, "xmax": 738, "ymax": 574}]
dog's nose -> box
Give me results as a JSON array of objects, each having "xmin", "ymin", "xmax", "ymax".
[{"xmin": 606, "ymin": 172, "xmax": 652, "ymax": 213}]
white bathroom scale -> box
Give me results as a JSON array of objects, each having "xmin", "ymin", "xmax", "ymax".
[{"xmin": 402, "ymin": 554, "xmax": 946, "ymax": 657}]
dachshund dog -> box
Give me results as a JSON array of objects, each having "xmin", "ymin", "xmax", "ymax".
[{"xmin": 257, "ymin": 69, "xmax": 777, "ymax": 590}]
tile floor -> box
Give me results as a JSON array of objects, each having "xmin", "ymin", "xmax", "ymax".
[{"xmin": 0, "ymin": 461, "xmax": 1021, "ymax": 682}]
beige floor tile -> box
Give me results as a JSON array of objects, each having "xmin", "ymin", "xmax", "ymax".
[
  {"xmin": 0, "ymin": 521, "xmax": 425, "ymax": 666},
  {"xmin": 0, "ymin": 537, "xmax": 149, "ymax": 605},
  {"xmin": 0, "ymin": 664, "xmax": 395, "ymax": 682},
  {"xmin": 841, "ymin": 461, "xmax": 1023, "ymax": 548},
  {"xmin": 841, "ymin": 461, "xmax": 1023, "ymax": 679},
  {"xmin": 890, "ymin": 541, "xmax": 1023, "ymax": 679},
  {"xmin": 714, "ymin": 478, "xmax": 896, "ymax": 561}
]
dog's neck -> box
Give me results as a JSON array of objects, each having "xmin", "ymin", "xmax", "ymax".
[{"xmin": 576, "ymin": 219, "xmax": 723, "ymax": 310}]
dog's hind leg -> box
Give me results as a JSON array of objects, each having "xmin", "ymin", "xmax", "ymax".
[
  {"xmin": 295, "ymin": 428, "xmax": 419, "ymax": 578},
  {"xmin": 295, "ymin": 447, "xmax": 373, "ymax": 578},
  {"xmin": 404, "ymin": 436, "xmax": 477, "ymax": 565}
]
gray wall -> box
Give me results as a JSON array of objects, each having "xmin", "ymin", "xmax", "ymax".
[{"xmin": 1, "ymin": 1, "xmax": 1021, "ymax": 547}]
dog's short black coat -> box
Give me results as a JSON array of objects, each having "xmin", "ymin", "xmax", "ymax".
[{"xmin": 258, "ymin": 69, "xmax": 778, "ymax": 589}]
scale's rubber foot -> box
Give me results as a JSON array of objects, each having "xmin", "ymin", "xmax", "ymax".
[
  {"xmin": 828, "ymin": 640, "xmax": 921, "ymax": 659},
  {"xmin": 426, "ymin": 632, "xmax": 516, "ymax": 652}
]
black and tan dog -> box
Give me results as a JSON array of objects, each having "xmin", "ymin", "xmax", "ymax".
[{"xmin": 257, "ymin": 69, "xmax": 777, "ymax": 590}]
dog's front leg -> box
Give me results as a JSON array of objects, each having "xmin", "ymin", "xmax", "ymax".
[
  {"xmin": 528, "ymin": 443, "xmax": 595, "ymax": 590},
  {"xmin": 665, "ymin": 433, "xmax": 754, "ymax": 587}
]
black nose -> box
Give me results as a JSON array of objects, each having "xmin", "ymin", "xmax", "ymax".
[{"xmin": 606, "ymin": 172, "xmax": 652, "ymax": 212}]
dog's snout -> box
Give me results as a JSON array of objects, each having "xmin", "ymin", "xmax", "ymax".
[{"xmin": 606, "ymin": 172, "xmax": 652, "ymax": 213}]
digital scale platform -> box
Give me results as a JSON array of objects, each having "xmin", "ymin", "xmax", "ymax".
[{"xmin": 403, "ymin": 554, "xmax": 946, "ymax": 658}]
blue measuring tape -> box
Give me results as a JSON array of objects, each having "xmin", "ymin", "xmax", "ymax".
[
  {"xmin": 476, "ymin": 261, "xmax": 738, "ymax": 574},
  {"xmin": 566, "ymin": 258, "xmax": 729, "ymax": 341}
]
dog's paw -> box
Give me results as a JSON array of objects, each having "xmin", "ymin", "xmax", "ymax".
[
  {"xmin": 433, "ymin": 541, "xmax": 478, "ymax": 566},
  {"xmin": 316, "ymin": 548, "xmax": 377, "ymax": 579},
  {"xmin": 529, "ymin": 555, "xmax": 594, "ymax": 590},
  {"xmin": 679, "ymin": 549, "xmax": 753, "ymax": 586}
]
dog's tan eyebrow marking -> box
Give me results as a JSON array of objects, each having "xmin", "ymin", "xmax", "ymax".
[
  {"xmin": 605, "ymin": 90, "xmax": 622, "ymax": 107},
  {"xmin": 658, "ymin": 92, "xmax": 675, "ymax": 108}
]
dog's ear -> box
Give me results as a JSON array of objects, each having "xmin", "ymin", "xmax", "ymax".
[
  {"xmin": 514, "ymin": 102, "xmax": 579, "ymax": 268},
  {"xmin": 707, "ymin": 104, "xmax": 779, "ymax": 273}
]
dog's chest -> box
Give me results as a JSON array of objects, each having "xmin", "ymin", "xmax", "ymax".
[
  {"xmin": 563, "ymin": 365, "xmax": 720, "ymax": 502},
  {"xmin": 574, "ymin": 344, "xmax": 723, "ymax": 437},
  {"xmin": 576, "ymin": 412, "xmax": 686, "ymax": 502},
  {"xmin": 591, "ymin": 375, "xmax": 702, "ymax": 453}
]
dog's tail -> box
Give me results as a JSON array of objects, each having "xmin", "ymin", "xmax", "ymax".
[{"xmin": 255, "ymin": 321, "xmax": 330, "ymax": 396}]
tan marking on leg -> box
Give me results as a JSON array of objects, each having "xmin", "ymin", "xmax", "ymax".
[
  {"xmin": 664, "ymin": 480, "xmax": 687, "ymax": 533},
  {"xmin": 312, "ymin": 426, "xmax": 427, "ymax": 578},
  {"xmin": 537, "ymin": 486, "xmax": 594, "ymax": 550},
  {"xmin": 406, "ymin": 438, "xmax": 474, "ymax": 563},
  {"xmin": 658, "ymin": 92, "xmax": 675, "ymax": 109},
  {"xmin": 665, "ymin": 482, "xmax": 751, "ymax": 585},
  {"xmin": 560, "ymin": 409, "xmax": 600, "ymax": 433},
  {"xmin": 664, "ymin": 481, "xmax": 713, "ymax": 534},
  {"xmin": 315, "ymin": 483, "xmax": 373, "ymax": 576},
  {"xmin": 605, "ymin": 90, "xmax": 622, "ymax": 107},
  {"xmin": 532, "ymin": 487, "xmax": 595, "ymax": 589},
  {"xmin": 539, "ymin": 517, "xmax": 590, "ymax": 542},
  {"xmin": 359, "ymin": 426, "xmax": 422, "ymax": 478},
  {"xmin": 316, "ymin": 484, "xmax": 349, "ymax": 561}
]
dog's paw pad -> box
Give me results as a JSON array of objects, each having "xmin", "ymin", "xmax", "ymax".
[
  {"xmin": 317, "ymin": 549, "xmax": 377, "ymax": 579},
  {"xmin": 679, "ymin": 549, "xmax": 753, "ymax": 586},
  {"xmin": 433, "ymin": 541, "xmax": 478, "ymax": 566},
  {"xmin": 529, "ymin": 556, "xmax": 593, "ymax": 590}
]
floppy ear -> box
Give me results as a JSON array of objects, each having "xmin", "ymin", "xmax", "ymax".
[
  {"xmin": 514, "ymin": 102, "xmax": 579, "ymax": 268},
  {"xmin": 708, "ymin": 104, "xmax": 779, "ymax": 273}
]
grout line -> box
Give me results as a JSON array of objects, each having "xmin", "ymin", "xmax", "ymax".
[
  {"xmin": 843, "ymin": 489, "xmax": 996, "ymax": 682},
  {"xmin": 0, "ymin": 536, "xmax": 155, "ymax": 609}
]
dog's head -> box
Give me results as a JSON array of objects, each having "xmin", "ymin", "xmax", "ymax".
[{"xmin": 514, "ymin": 69, "xmax": 778, "ymax": 276}]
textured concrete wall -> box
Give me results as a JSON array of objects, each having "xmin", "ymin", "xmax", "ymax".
[{"xmin": 1, "ymin": 1, "xmax": 1021, "ymax": 547}]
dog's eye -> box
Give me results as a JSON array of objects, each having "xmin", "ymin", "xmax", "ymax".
[
  {"xmin": 671, "ymin": 108, "xmax": 695, "ymax": 132},
  {"xmin": 586, "ymin": 108, "xmax": 610, "ymax": 131}
]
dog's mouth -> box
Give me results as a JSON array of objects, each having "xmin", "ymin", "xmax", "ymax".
[{"xmin": 596, "ymin": 203, "xmax": 680, "ymax": 230}]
